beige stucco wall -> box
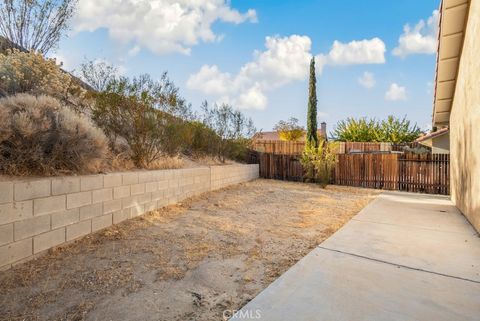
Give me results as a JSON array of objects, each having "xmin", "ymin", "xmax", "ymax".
[
  {"xmin": 450, "ymin": 0, "xmax": 480, "ymax": 232},
  {"xmin": 0, "ymin": 164, "xmax": 259, "ymax": 270}
]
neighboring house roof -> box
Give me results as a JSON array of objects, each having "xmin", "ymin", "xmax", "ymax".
[
  {"xmin": 432, "ymin": 0, "xmax": 470, "ymax": 126},
  {"xmin": 254, "ymin": 131, "xmax": 284, "ymax": 140},
  {"xmin": 416, "ymin": 127, "xmax": 450, "ymax": 143}
]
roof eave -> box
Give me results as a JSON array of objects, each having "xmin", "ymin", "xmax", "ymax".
[{"xmin": 432, "ymin": 0, "xmax": 470, "ymax": 127}]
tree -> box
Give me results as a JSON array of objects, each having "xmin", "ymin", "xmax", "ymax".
[
  {"xmin": 306, "ymin": 57, "xmax": 318, "ymax": 147},
  {"xmin": 201, "ymin": 102, "xmax": 256, "ymax": 162},
  {"xmin": 91, "ymin": 74, "xmax": 187, "ymax": 167},
  {"xmin": 274, "ymin": 117, "xmax": 305, "ymax": 141},
  {"xmin": 103, "ymin": 73, "xmax": 193, "ymax": 120},
  {"xmin": 80, "ymin": 59, "xmax": 119, "ymax": 92},
  {"xmin": 378, "ymin": 115, "xmax": 421, "ymax": 144},
  {"xmin": 332, "ymin": 116, "xmax": 421, "ymax": 143},
  {"xmin": 332, "ymin": 117, "xmax": 380, "ymax": 142},
  {"xmin": 0, "ymin": 0, "xmax": 77, "ymax": 54}
]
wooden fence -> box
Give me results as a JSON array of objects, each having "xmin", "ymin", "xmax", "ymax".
[
  {"xmin": 335, "ymin": 153, "xmax": 450, "ymax": 194},
  {"xmin": 249, "ymin": 151, "xmax": 450, "ymax": 195},
  {"xmin": 251, "ymin": 140, "xmax": 305, "ymax": 155},
  {"xmin": 249, "ymin": 152, "xmax": 303, "ymax": 181},
  {"xmin": 251, "ymin": 140, "xmax": 395, "ymax": 155}
]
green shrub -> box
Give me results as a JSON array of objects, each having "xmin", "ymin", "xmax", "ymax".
[
  {"xmin": 332, "ymin": 116, "xmax": 421, "ymax": 143},
  {"xmin": 301, "ymin": 140, "xmax": 338, "ymax": 187},
  {"xmin": 201, "ymin": 102, "xmax": 255, "ymax": 162},
  {"xmin": 90, "ymin": 72, "xmax": 257, "ymax": 166},
  {"xmin": 181, "ymin": 121, "xmax": 221, "ymax": 157},
  {"xmin": 224, "ymin": 138, "xmax": 251, "ymax": 163},
  {"xmin": 0, "ymin": 94, "xmax": 108, "ymax": 175},
  {"xmin": 91, "ymin": 74, "xmax": 189, "ymax": 167},
  {"xmin": 92, "ymin": 92, "xmax": 178, "ymax": 167}
]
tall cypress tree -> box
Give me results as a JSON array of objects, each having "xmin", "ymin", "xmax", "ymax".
[{"xmin": 306, "ymin": 57, "xmax": 318, "ymax": 147}]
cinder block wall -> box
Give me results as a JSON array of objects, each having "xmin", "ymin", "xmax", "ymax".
[{"xmin": 0, "ymin": 164, "xmax": 259, "ymax": 269}]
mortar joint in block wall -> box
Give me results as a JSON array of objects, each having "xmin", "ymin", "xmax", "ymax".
[{"xmin": 0, "ymin": 165, "xmax": 259, "ymax": 270}]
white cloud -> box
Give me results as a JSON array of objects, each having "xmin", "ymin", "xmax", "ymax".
[
  {"xmin": 357, "ymin": 71, "xmax": 376, "ymax": 89},
  {"xmin": 128, "ymin": 45, "xmax": 141, "ymax": 57},
  {"xmin": 393, "ymin": 10, "xmax": 439, "ymax": 58},
  {"xmin": 240, "ymin": 35, "xmax": 314, "ymax": 89},
  {"xmin": 236, "ymin": 83, "xmax": 267, "ymax": 110},
  {"xmin": 74, "ymin": 0, "xmax": 257, "ymax": 55},
  {"xmin": 188, "ymin": 35, "xmax": 386, "ymax": 110},
  {"xmin": 323, "ymin": 38, "xmax": 386, "ymax": 65},
  {"xmin": 188, "ymin": 35, "xmax": 313, "ymax": 109},
  {"xmin": 385, "ymin": 83, "xmax": 407, "ymax": 101},
  {"xmin": 187, "ymin": 65, "xmax": 232, "ymax": 95}
]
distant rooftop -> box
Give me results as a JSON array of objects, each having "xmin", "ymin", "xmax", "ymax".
[
  {"xmin": 254, "ymin": 128, "xmax": 326, "ymax": 141},
  {"xmin": 416, "ymin": 127, "xmax": 449, "ymax": 143}
]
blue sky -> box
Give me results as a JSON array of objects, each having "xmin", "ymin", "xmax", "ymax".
[{"xmin": 55, "ymin": 0, "xmax": 440, "ymax": 133}]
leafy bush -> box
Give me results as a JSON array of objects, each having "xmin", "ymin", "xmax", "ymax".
[
  {"xmin": 332, "ymin": 117, "xmax": 381, "ymax": 142},
  {"xmin": 201, "ymin": 102, "xmax": 255, "ymax": 162},
  {"xmin": 378, "ymin": 116, "xmax": 422, "ymax": 143},
  {"xmin": 332, "ymin": 116, "xmax": 421, "ymax": 143},
  {"xmin": 0, "ymin": 49, "xmax": 85, "ymax": 107},
  {"xmin": 301, "ymin": 140, "xmax": 338, "ymax": 187},
  {"xmin": 274, "ymin": 117, "xmax": 305, "ymax": 141},
  {"xmin": 0, "ymin": 94, "xmax": 108, "ymax": 175},
  {"xmin": 181, "ymin": 121, "xmax": 221, "ymax": 157},
  {"xmin": 91, "ymin": 74, "xmax": 189, "ymax": 167}
]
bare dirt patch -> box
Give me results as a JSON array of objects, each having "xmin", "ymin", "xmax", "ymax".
[{"xmin": 0, "ymin": 179, "xmax": 379, "ymax": 321}]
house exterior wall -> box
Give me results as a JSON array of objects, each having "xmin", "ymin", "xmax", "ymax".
[
  {"xmin": 450, "ymin": 0, "xmax": 480, "ymax": 232},
  {"xmin": 0, "ymin": 164, "xmax": 259, "ymax": 270},
  {"xmin": 432, "ymin": 134, "xmax": 450, "ymax": 154}
]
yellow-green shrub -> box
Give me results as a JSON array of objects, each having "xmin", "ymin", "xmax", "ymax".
[
  {"xmin": 0, "ymin": 49, "xmax": 85, "ymax": 108},
  {"xmin": 301, "ymin": 140, "xmax": 338, "ymax": 187}
]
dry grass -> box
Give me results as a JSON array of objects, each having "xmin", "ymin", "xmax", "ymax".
[
  {"xmin": 145, "ymin": 156, "xmax": 184, "ymax": 170},
  {"xmin": 108, "ymin": 153, "xmax": 184, "ymax": 173},
  {"xmin": 0, "ymin": 180, "xmax": 379, "ymax": 321}
]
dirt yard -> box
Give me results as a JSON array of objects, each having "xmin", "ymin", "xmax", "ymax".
[{"xmin": 0, "ymin": 179, "xmax": 379, "ymax": 321}]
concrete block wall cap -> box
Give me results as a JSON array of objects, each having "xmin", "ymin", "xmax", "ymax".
[
  {"xmin": 51, "ymin": 177, "xmax": 80, "ymax": 195},
  {"xmin": 14, "ymin": 179, "xmax": 51, "ymax": 201},
  {"xmin": 80, "ymin": 175, "xmax": 104, "ymax": 191}
]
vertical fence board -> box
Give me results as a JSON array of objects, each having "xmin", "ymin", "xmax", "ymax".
[{"xmin": 249, "ymin": 151, "xmax": 449, "ymax": 195}]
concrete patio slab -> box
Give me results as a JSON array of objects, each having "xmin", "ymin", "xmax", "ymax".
[
  {"xmin": 231, "ymin": 191, "xmax": 480, "ymax": 321},
  {"xmin": 232, "ymin": 248, "xmax": 480, "ymax": 321},
  {"xmin": 352, "ymin": 192, "xmax": 473, "ymax": 234},
  {"xmin": 322, "ymin": 192, "xmax": 480, "ymax": 282}
]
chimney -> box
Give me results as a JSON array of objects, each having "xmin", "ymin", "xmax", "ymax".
[{"xmin": 320, "ymin": 122, "xmax": 327, "ymax": 139}]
